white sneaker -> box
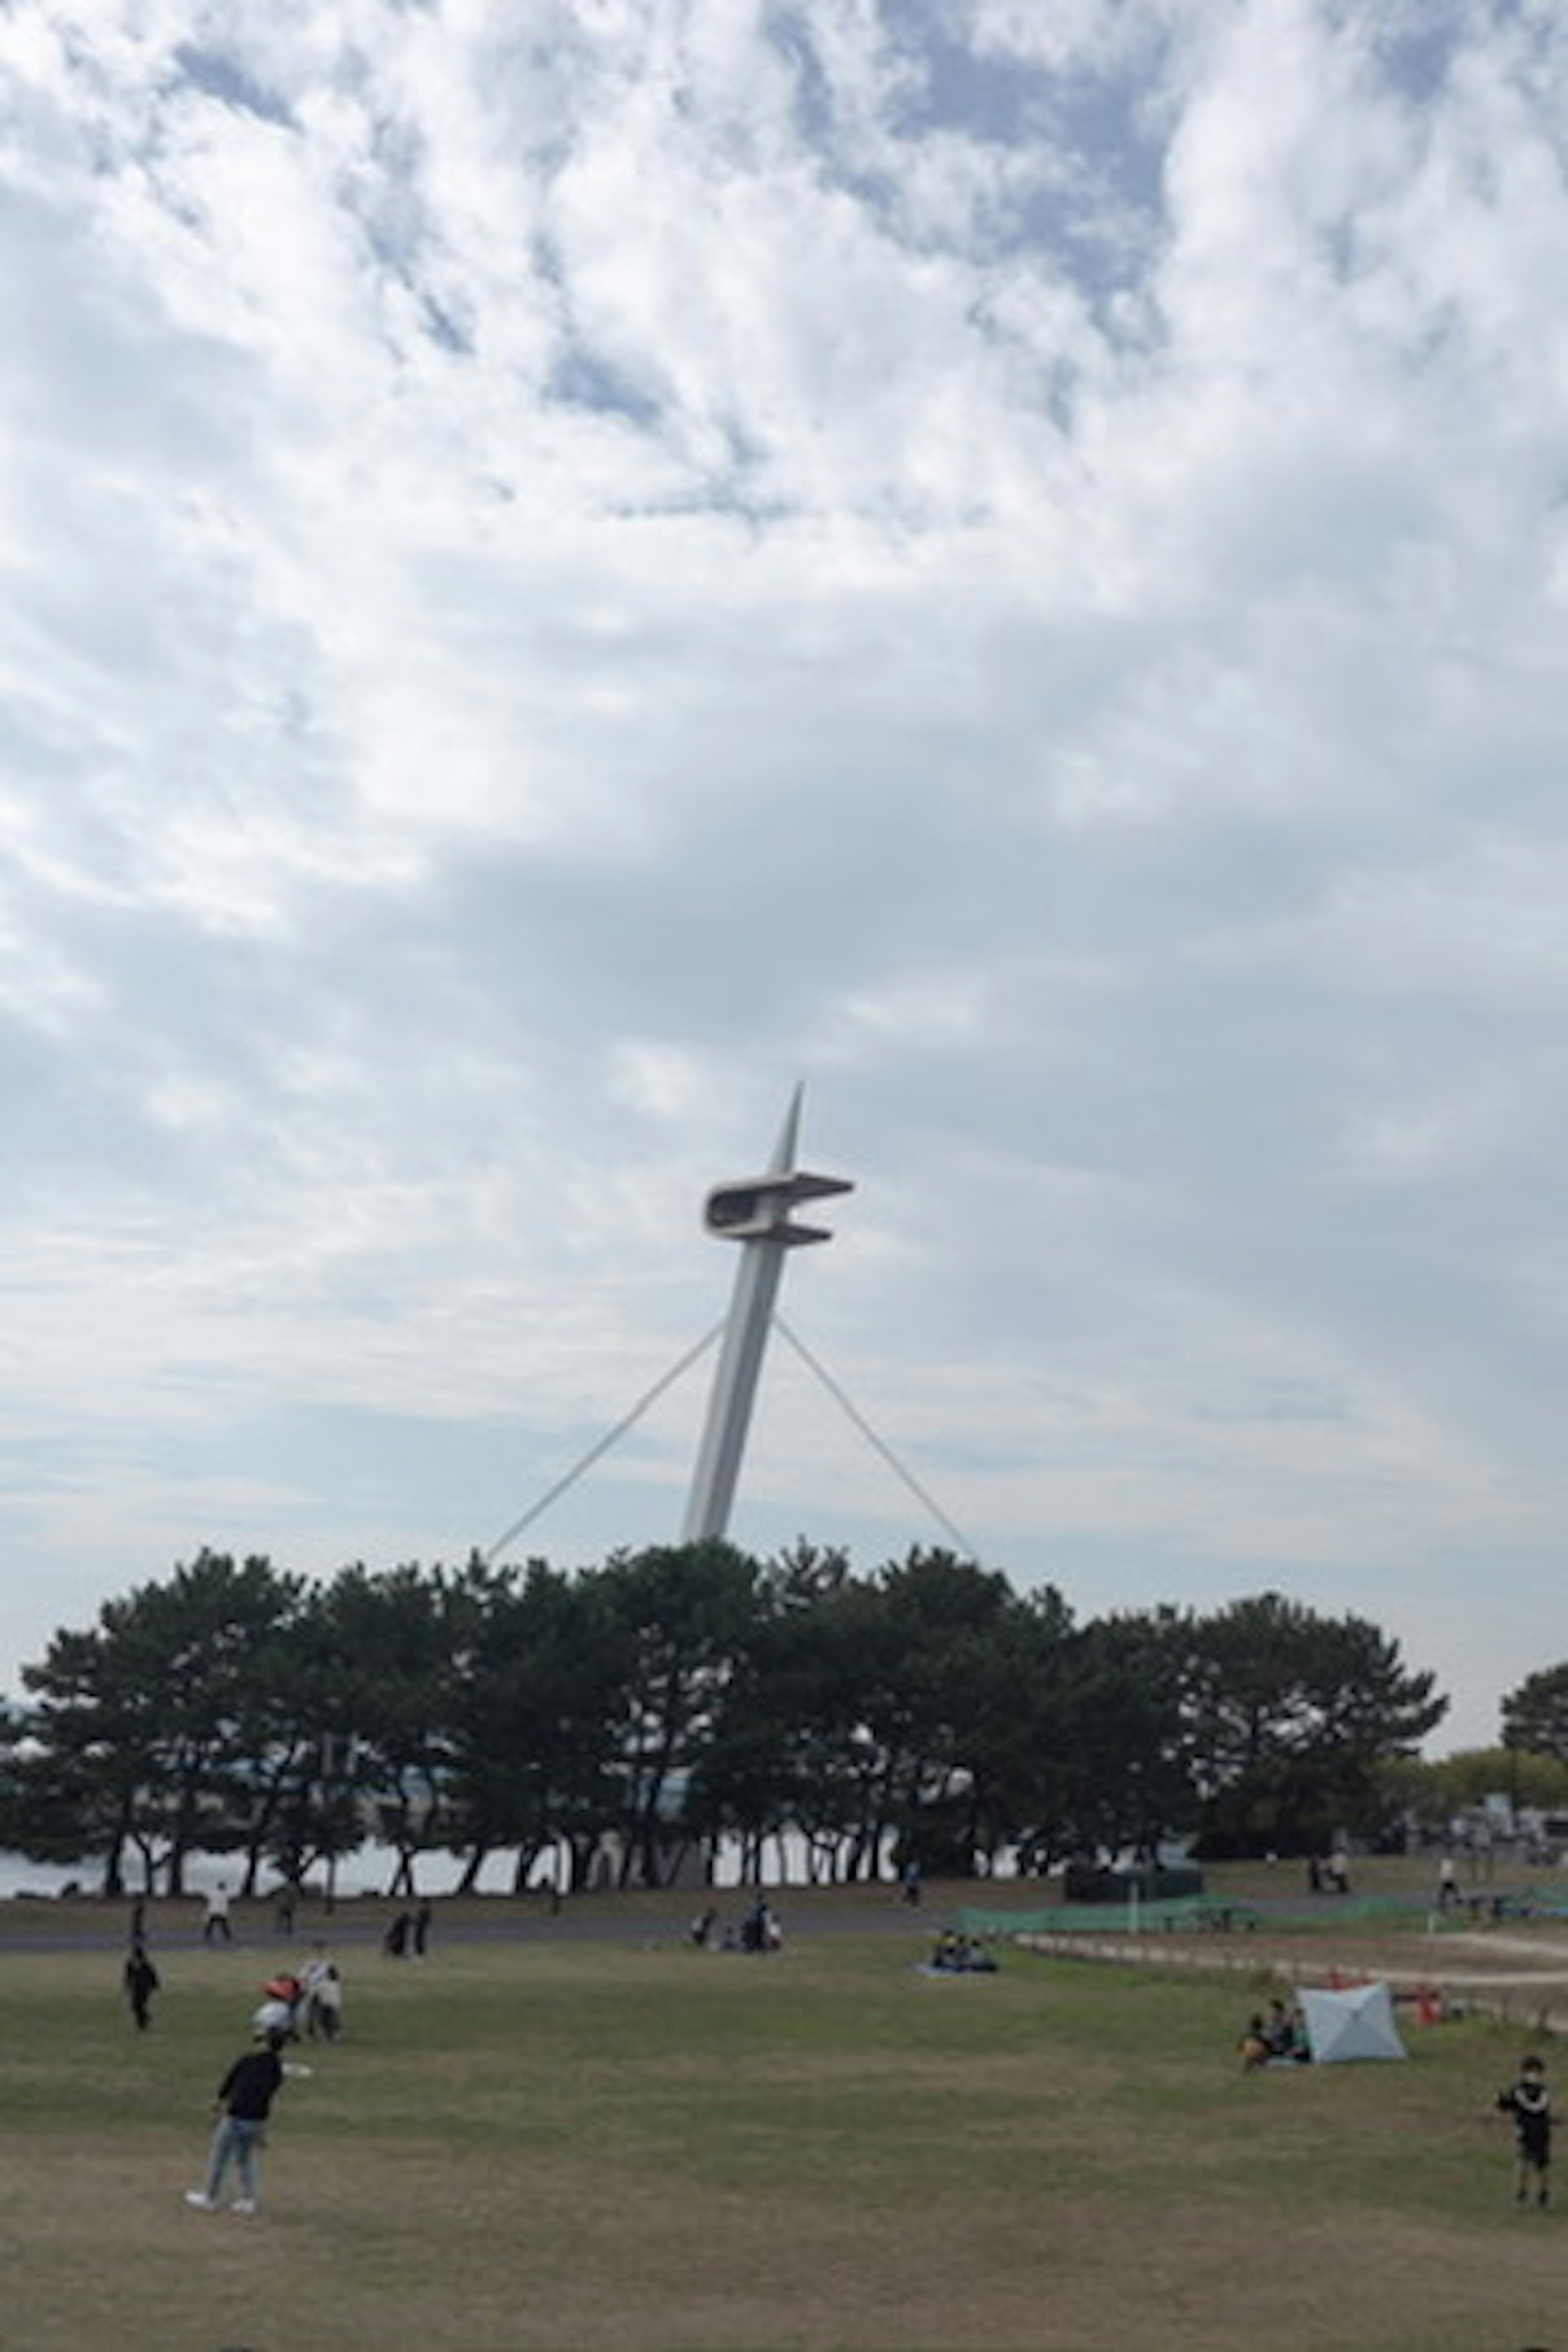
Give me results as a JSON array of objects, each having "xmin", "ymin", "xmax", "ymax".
[
  {"xmin": 184, "ymin": 2192, "xmax": 217, "ymax": 2210},
  {"xmin": 231, "ymin": 2198, "xmax": 258, "ymax": 2214}
]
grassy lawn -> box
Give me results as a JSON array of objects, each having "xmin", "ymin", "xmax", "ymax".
[{"xmin": 0, "ymin": 1894, "xmax": 1561, "ymax": 2352}]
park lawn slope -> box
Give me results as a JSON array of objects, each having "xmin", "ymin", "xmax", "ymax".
[{"xmin": 0, "ymin": 1920, "xmax": 1559, "ymax": 2351}]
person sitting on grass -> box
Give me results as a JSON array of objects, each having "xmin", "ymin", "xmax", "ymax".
[
  {"xmin": 1262, "ymin": 1998, "xmax": 1301, "ymax": 2060},
  {"xmin": 928, "ymin": 1931, "xmax": 997, "ymax": 1974},
  {"xmin": 1238, "ymin": 2014, "xmax": 1272, "ymax": 2072}
]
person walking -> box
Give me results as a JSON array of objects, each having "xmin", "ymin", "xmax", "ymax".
[
  {"xmin": 1497, "ymin": 2054, "xmax": 1552, "ymax": 2208},
  {"xmin": 301, "ymin": 1942, "xmax": 344, "ymax": 2042},
  {"xmin": 124, "ymin": 1942, "xmax": 160, "ymax": 2031},
  {"xmin": 185, "ymin": 2027, "xmax": 289, "ymax": 2215}
]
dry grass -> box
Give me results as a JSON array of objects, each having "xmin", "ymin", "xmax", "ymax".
[{"xmin": 1, "ymin": 1885, "xmax": 1565, "ymax": 2351}]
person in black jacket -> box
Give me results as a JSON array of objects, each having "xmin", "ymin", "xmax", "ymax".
[
  {"xmin": 185, "ymin": 2028, "xmax": 287, "ymax": 2214},
  {"xmin": 1497, "ymin": 2054, "xmax": 1551, "ymax": 2208},
  {"xmin": 123, "ymin": 1943, "xmax": 160, "ymax": 2031}
]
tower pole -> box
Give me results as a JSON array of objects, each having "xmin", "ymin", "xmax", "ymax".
[{"xmin": 682, "ymin": 1087, "xmax": 852, "ymax": 1544}]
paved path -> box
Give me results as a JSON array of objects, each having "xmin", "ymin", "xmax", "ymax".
[{"xmin": 0, "ymin": 1888, "xmax": 934, "ymax": 1958}]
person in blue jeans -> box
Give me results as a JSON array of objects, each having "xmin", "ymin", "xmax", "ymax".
[{"xmin": 185, "ymin": 2027, "xmax": 287, "ymax": 2215}]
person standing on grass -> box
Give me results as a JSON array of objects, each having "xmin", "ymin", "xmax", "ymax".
[
  {"xmin": 124, "ymin": 1942, "xmax": 160, "ymax": 2031},
  {"xmin": 413, "ymin": 1898, "xmax": 433, "ymax": 1957},
  {"xmin": 1497, "ymin": 2054, "xmax": 1552, "ymax": 2207},
  {"xmin": 185, "ymin": 2027, "xmax": 288, "ymax": 2215},
  {"xmin": 301, "ymin": 1943, "xmax": 343, "ymax": 2041},
  {"xmin": 202, "ymin": 1881, "xmax": 233, "ymax": 1945}
]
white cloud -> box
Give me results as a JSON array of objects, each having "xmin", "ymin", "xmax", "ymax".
[
  {"xmin": 1207, "ymin": 840, "xmax": 1568, "ymax": 1002},
  {"xmin": 2, "ymin": 1, "xmax": 1567, "ymax": 1752}
]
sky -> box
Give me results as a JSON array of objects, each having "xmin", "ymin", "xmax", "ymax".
[{"xmin": 2, "ymin": 0, "xmax": 1566, "ymax": 1755}]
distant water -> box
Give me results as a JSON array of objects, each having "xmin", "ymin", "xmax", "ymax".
[
  {"xmin": 0, "ymin": 1836, "xmax": 844, "ymax": 1903},
  {"xmin": 0, "ymin": 1852, "xmax": 93, "ymax": 1900},
  {"xmin": 0, "ymin": 1845, "xmax": 529, "ymax": 1903}
]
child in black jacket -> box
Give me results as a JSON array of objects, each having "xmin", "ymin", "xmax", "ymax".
[{"xmin": 1497, "ymin": 2054, "xmax": 1551, "ymax": 2207}]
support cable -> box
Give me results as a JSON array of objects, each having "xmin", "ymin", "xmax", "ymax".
[
  {"xmin": 482, "ymin": 1322, "xmax": 723, "ymax": 1565},
  {"xmin": 773, "ymin": 1315, "xmax": 983, "ymax": 1561}
]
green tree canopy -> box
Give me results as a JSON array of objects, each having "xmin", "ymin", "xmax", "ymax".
[
  {"xmin": 1502, "ymin": 1665, "xmax": 1568, "ymax": 1765},
  {"xmin": 1184, "ymin": 1592, "xmax": 1447, "ymax": 1857},
  {"xmin": 0, "ymin": 1547, "xmax": 1453, "ymax": 1888}
]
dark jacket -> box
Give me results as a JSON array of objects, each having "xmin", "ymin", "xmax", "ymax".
[
  {"xmin": 217, "ymin": 2047, "xmax": 285, "ymax": 2122},
  {"xmin": 1499, "ymin": 2077, "xmax": 1551, "ymax": 2159}
]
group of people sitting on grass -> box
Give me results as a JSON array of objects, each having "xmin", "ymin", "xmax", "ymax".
[
  {"xmin": 1238, "ymin": 1997, "xmax": 1310, "ymax": 2069},
  {"xmin": 688, "ymin": 1899, "xmax": 784, "ymax": 1953},
  {"xmin": 925, "ymin": 1930, "xmax": 998, "ymax": 1974}
]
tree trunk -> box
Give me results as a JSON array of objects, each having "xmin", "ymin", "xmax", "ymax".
[
  {"xmin": 240, "ymin": 1774, "xmax": 289, "ymax": 1895},
  {"xmin": 456, "ymin": 1843, "xmax": 490, "ymax": 1895},
  {"xmin": 514, "ymin": 1839, "xmax": 558, "ymax": 1896}
]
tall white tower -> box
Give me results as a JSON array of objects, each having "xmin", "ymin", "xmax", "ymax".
[{"xmin": 681, "ymin": 1087, "xmax": 853, "ymax": 1544}]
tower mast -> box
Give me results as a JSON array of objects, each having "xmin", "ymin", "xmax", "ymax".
[{"xmin": 681, "ymin": 1087, "xmax": 853, "ymax": 1544}]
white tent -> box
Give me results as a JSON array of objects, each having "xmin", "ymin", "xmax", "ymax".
[{"xmin": 1298, "ymin": 1981, "xmax": 1408, "ymax": 2065}]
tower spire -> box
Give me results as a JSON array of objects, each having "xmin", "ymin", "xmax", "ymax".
[{"xmin": 681, "ymin": 1089, "xmax": 853, "ymax": 1544}]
